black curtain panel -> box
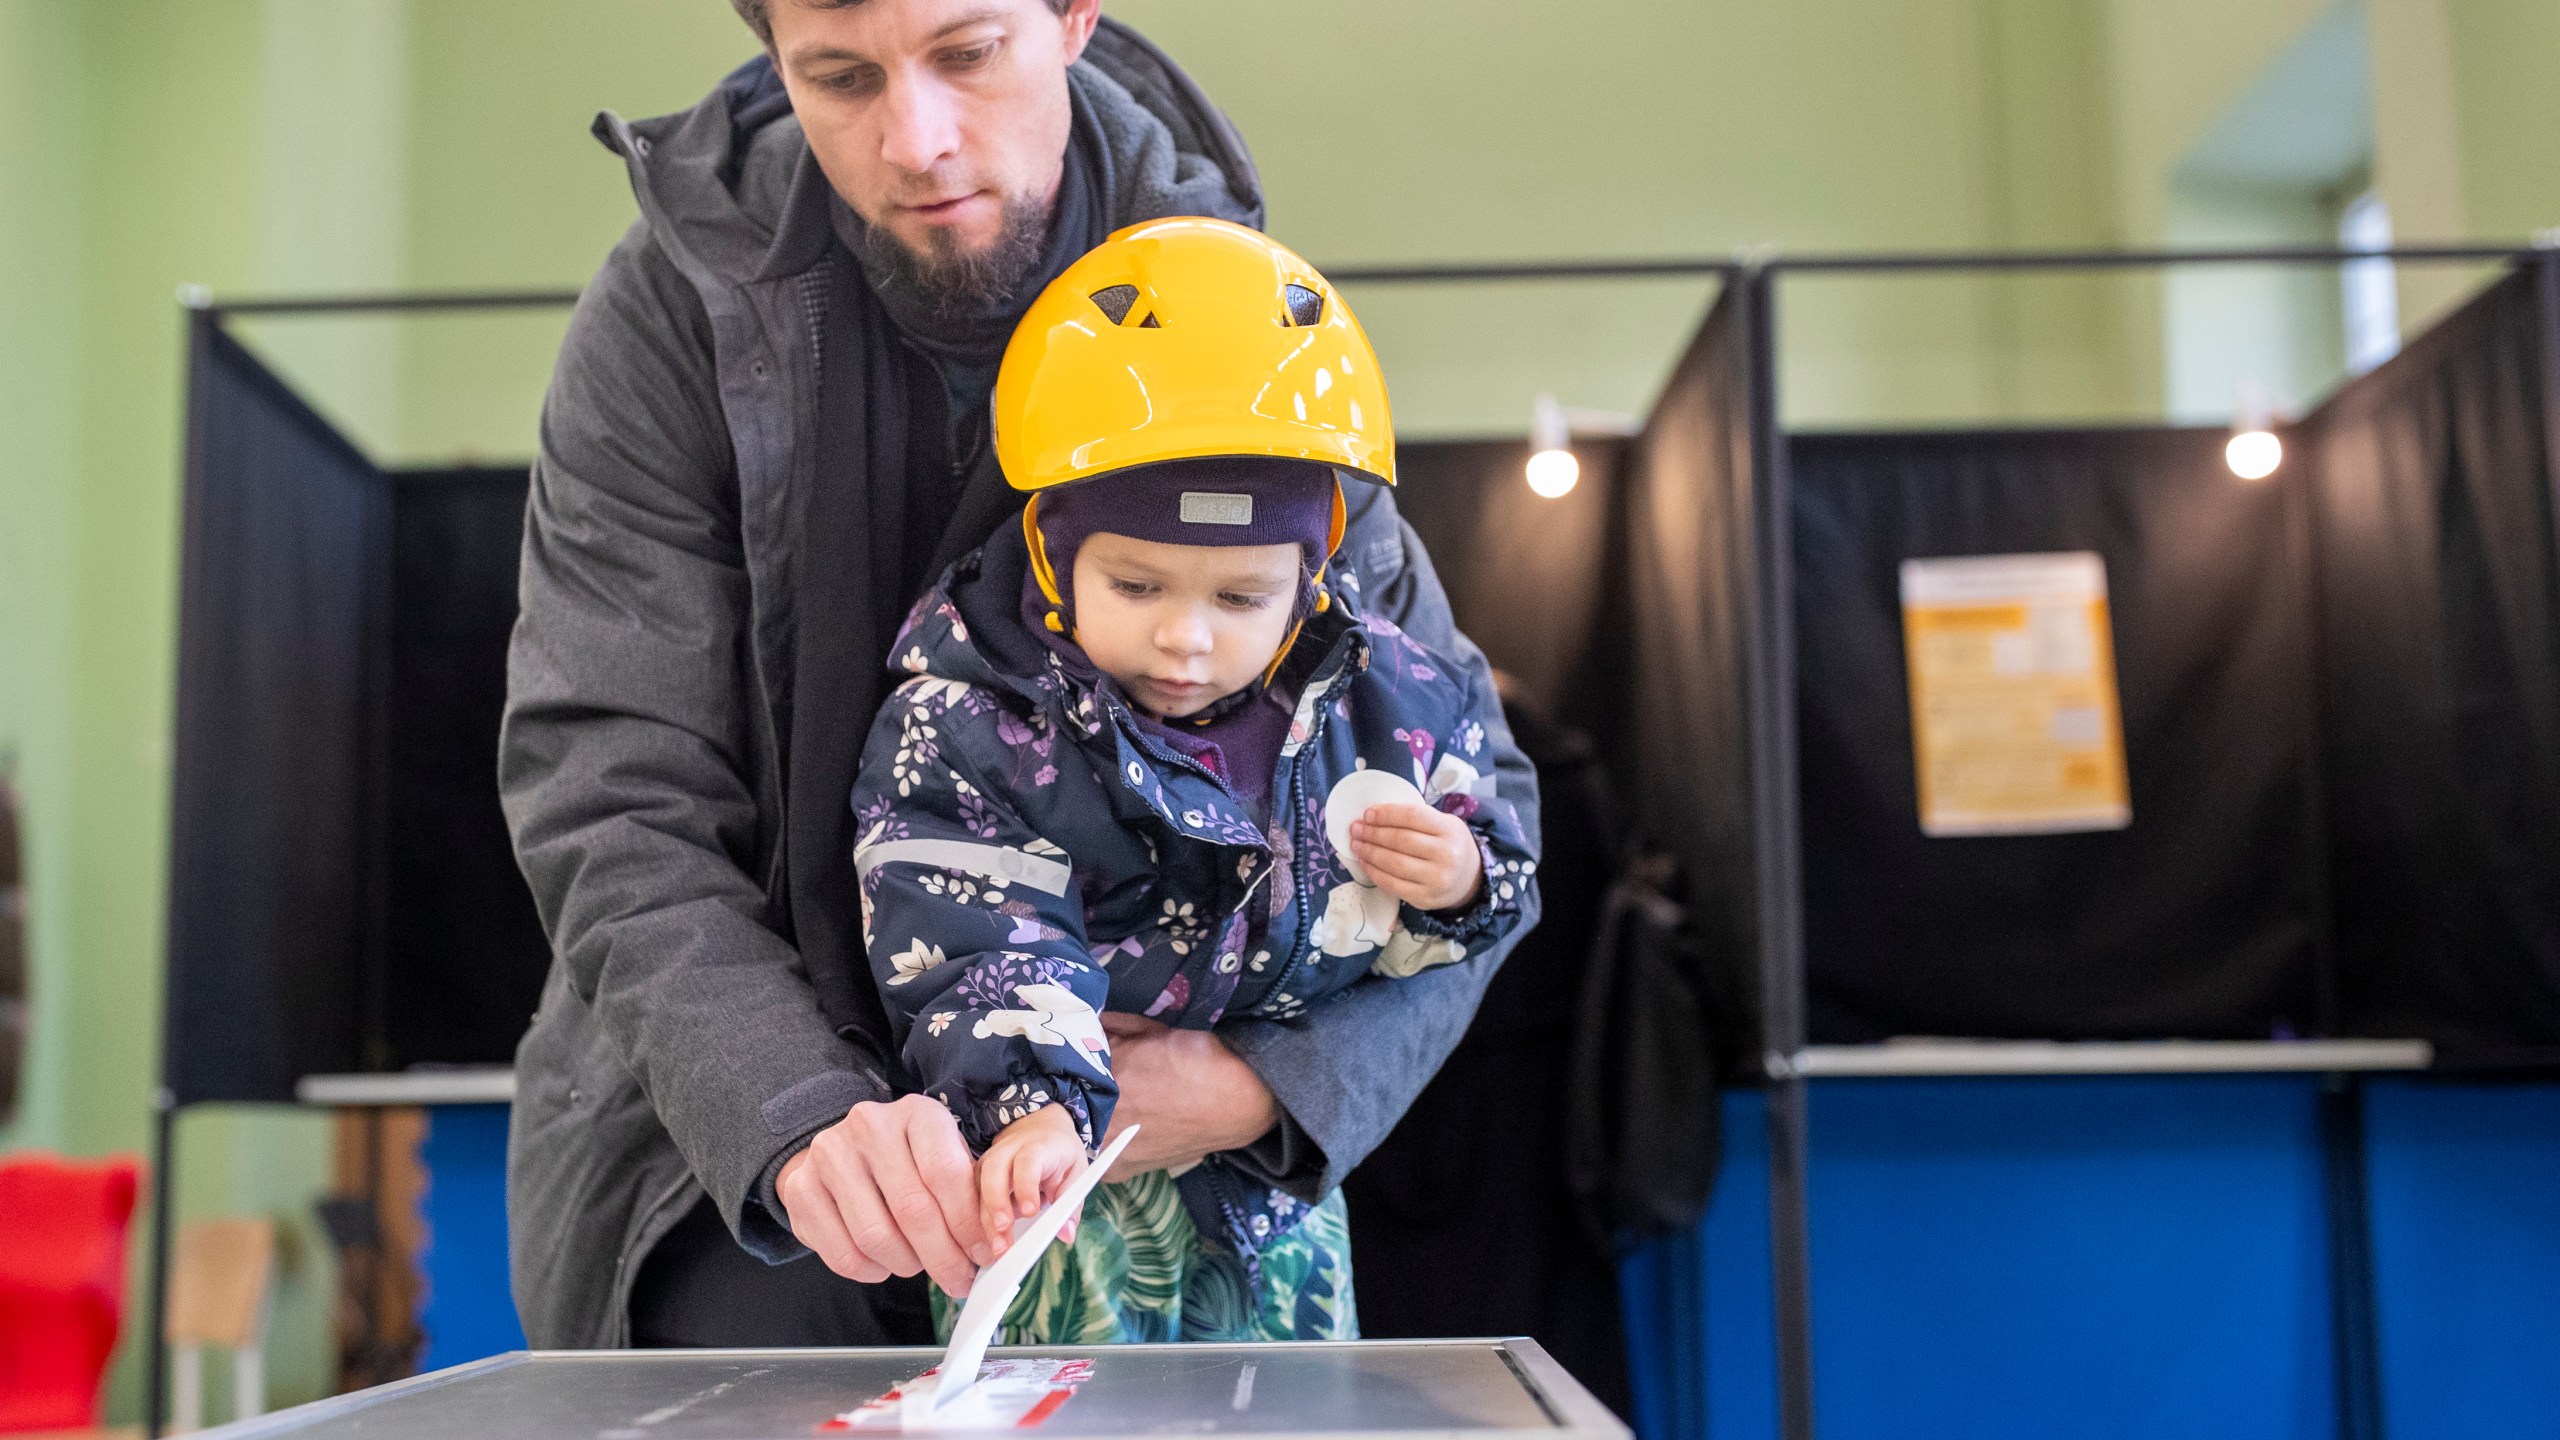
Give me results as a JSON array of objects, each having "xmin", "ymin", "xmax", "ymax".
[
  {"xmin": 168, "ymin": 327, "xmax": 556, "ymax": 1100},
  {"xmin": 165, "ymin": 324, "xmax": 386, "ymax": 1103},
  {"xmin": 1394, "ymin": 438, "xmax": 1623, "ymax": 723},
  {"xmin": 1597, "ymin": 291, "xmax": 1765, "ymax": 1055},
  {"xmin": 2304, "ymin": 265, "xmax": 2560, "ymax": 1062},
  {"xmin": 384, "ymin": 468, "xmax": 552, "ymax": 1069},
  {"xmin": 1790, "ymin": 427, "xmax": 2325, "ymax": 1042}
]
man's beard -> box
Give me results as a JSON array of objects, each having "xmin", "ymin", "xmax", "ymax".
[{"xmin": 855, "ymin": 190, "xmax": 1052, "ymax": 325}]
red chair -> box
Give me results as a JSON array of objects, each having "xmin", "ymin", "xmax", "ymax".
[{"xmin": 0, "ymin": 1153, "xmax": 142, "ymax": 1431}]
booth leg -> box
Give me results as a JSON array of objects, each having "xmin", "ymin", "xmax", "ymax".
[
  {"xmin": 1766, "ymin": 1073, "xmax": 1816, "ymax": 1440},
  {"xmin": 146, "ymin": 1091, "xmax": 176, "ymax": 1440},
  {"xmin": 2321, "ymin": 1075, "xmax": 2384, "ymax": 1440}
]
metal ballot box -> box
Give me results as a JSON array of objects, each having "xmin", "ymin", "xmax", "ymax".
[{"xmin": 194, "ymin": 1340, "xmax": 1629, "ymax": 1440}]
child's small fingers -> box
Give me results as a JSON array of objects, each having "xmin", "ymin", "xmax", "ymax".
[
  {"xmin": 1012, "ymin": 1149, "xmax": 1048, "ymax": 1219},
  {"xmin": 1354, "ymin": 827, "xmax": 1453, "ymax": 864},
  {"xmin": 1359, "ymin": 803, "xmax": 1445, "ymax": 832},
  {"xmin": 977, "ymin": 1154, "xmax": 1009, "ymax": 1222},
  {"xmin": 1355, "ymin": 843, "xmax": 1440, "ymax": 886}
]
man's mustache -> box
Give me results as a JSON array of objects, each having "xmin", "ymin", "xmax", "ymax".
[{"xmin": 884, "ymin": 169, "xmax": 987, "ymax": 207}]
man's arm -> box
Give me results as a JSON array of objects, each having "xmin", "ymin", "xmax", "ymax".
[
  {"xmin": 501, "ymin": 222, "xmax": 894, "ymax": 1261},
  {"xmin": 1215, "ymin": 485, "xmax": 1544, "ymax": 1197}
]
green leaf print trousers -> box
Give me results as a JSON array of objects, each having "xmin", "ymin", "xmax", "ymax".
[{"xmin": 930, "ymin": 1171, "xmax": 1358, "ymax": 1344}]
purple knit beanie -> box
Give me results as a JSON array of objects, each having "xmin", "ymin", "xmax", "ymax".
[{"xmin": 1031, "ymin": 457, "xmax": 1341, "ymax": 624}]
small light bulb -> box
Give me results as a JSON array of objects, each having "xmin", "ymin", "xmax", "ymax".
[
  {"xmin": 2226, "ymin": 429, "xmax": 2282, "ymax": 480},
  {"xmin": 1526, "ymin": 447, "xmax": 1580, "ymax": 499}
]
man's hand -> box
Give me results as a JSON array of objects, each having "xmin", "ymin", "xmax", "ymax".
[
  {"xmin": 1098, "ymin": 1014, "xmax": 1282, "ymax": 1181},
  {"xmin": 1350, "ymin": 802, "xmax": 1484, "ymax": 913},
  {"xmin": 776, "ymin": 1093, "xmax": 991, "ymax": 1296},
  {"xmin": 978, "ymin": 1103, "xmax": 1087, "ymax": 1255}
]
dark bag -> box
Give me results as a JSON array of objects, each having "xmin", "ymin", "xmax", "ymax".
[{"xmin": 1565, "ymin": 852, "xmax": 1721, "ymax": 1248}]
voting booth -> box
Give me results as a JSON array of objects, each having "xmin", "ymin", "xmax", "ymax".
[
  {"xmin": 1585, "ymin": 251, "xmax": 2560, "ymax": 1440},
  {"xmin": 162, "ymin": 248, "xmax": 2560, "ymax": 1440}
]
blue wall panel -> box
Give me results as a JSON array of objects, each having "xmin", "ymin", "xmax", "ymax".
[
  {"xmin": 416, "ymin": 1104, "xmax": 525, "ymax": 1370},
  {"xmin": 2365, "ymin": 1078, "xmax": 2560, "ymax": 1440},
  {"xmin": 1629, "ymin": 1079, "xmax": 2339, "ymax": 1440}
]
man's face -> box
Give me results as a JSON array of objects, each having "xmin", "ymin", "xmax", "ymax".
[{"xmin": 770, "ymin": 0, "xmax": 1098, "ymax": 277}]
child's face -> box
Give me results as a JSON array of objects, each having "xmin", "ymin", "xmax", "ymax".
[{"xmin": 1071, "ymin": 533, "xmax": 1303, "ymax": 718}]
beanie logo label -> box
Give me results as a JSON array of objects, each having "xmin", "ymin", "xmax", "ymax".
[{"xmin": 1180, "ymin": 492, "xmax": 1255, "ymax": 527}]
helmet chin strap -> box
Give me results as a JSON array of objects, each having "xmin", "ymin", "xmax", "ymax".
[{"xmin": 1024, "ymin": 496, "xmax": 1075, "ymax": 640}]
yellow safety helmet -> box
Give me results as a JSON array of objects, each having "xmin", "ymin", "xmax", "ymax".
[
  {"xmin": 993, "ymin": 216, "xmax": 1396, "ymax": 494},
  {"xmin": 997, "ymin": 219, "xmax": 1395, "ymax": 685}
]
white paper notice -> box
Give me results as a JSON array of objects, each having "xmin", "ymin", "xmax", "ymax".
[
  {"xmin": 901, "ymin": 1125, "xmax": 1138, "ymax": 1430},
  {"xmin": 828, "ymin": 1358, "xmax": 1094, "ymax": 1432},
  {"xmin": 1900, "ymin": 552, "xmax": 2131, "ymax": 837}
]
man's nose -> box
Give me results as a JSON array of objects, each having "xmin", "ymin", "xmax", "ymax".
[{"xmin": 877, "ymin": 72, "xmax": 962, "ymax": 178}]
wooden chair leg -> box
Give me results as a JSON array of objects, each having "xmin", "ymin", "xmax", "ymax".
[
  {"xmin": 171, "ymin": 1344, "xmax": 202, "ymax": 1433},
  {"xmin": 231, "ymin": 1339, "xmax": 264, "ymax": 1422}
]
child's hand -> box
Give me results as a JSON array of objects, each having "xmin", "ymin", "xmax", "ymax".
[
  {"xmin": 1350, "ymin": 802, "xmax": 1485, "ymax": 913},
  {"xmin": 978, "ymin": 1103, "xmax": 1087, "ymax": 1257}
]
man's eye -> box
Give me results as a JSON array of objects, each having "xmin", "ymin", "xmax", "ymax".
[
  {"xmin": 819, "ymin": 68, "xmax": 882, "ymax": 97},
  {"xmin": 943, "ymin": 41, "xmax": 1000, "ymax": 69}
]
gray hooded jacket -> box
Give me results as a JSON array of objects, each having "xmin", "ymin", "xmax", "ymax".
[{"xmin": 500, "ymin": 21, "xmax": 1539, "ymax": 1348}]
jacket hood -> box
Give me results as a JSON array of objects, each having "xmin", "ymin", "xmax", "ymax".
[{"xmin": 591, "ymin": 17, "xmax": 1265, "ymax": 295}]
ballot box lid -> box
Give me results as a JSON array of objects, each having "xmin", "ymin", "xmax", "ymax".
[{"xmin": 193, "ymin": 1340, "xmax": 1629, "ymax": 1440}]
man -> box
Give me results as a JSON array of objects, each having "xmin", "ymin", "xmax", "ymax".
[{"xmin": 501, "ymin": 0, "xmax": 1539, "ymax": 1348}]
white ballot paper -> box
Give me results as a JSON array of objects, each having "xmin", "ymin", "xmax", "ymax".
[{"xmin": 901, "ymin": 1125, "xmax": 1139, "ymax": 1430}]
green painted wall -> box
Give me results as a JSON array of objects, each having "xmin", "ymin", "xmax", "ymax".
[
  {"xmin": 0, "ymin": 0, "xmax": 407, "ymax": 1417},
  {"xmin": 4, "ymin": 0, "xmax": 2558, "ymax": 1425},
  {"xmin": 2447, "ymin": 0, "xmax": 2560, "ymax": 241}
]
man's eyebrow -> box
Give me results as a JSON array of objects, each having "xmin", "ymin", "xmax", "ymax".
[
  {"xmin": 782, "ymin": 7, "xmax": 1012, "ymax": 71},
  {"xmin": 783, "ymin": 42, "xmax": 874, "ymax": 70},
  {"xmin": 927, "ymin": 6, "xmax": 1014, "ymax": 41}
]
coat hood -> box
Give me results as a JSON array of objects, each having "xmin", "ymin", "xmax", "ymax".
[{"xmin": 590, "ymin": 18, "xmax": 1265, "ymax": 297}]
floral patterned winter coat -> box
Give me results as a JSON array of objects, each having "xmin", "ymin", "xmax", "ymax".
[{"xmin": 849, "ymin": 526, "xmax": 1539, "ymax": 1269}]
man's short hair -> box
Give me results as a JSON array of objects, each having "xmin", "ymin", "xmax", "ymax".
[{"xmin": 730, "ymin": 0, "xmax": 1078, "ymax": 50}]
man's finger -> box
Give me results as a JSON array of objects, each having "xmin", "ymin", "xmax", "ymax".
[
  {"xmin": 866, "ymin": 1129, "xmax": 982, "ymax": 1296},
  {"xmin": 902, "ymin": 1104, "xmax": 995, "ymax": 1266},
  {"xmin": 817, "ymin": 1143, "xmax": 930, "ymax": 1283},
  {"xmin": 783, "ymin": 1167, "xmax": 892, "ymax": 1283}
]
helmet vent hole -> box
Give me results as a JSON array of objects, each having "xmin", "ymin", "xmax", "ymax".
[
  {"xmin": 1138, "ymin": 311, "xmax": 1160, "ymax": 328},
  {"xmin": 1090, "ymin": 285, "xmax": 1141, "ymax": 325},
  {"xmin": 1282, "ymin": 284, "xmax": 1324, "ymax": 327}
]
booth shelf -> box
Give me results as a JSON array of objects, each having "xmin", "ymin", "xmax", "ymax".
[
  {"xmin": 1782, "ymin": 1039, "xmax": 2430, "ymax": 1079},
  {"xmin": 294, "ymin": 1069, "xmax": 515, "ymax": 1108}
]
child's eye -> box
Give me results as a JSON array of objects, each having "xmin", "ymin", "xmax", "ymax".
[
  {"xmin": 1219, "ymin": 591, "xmax": 1278, "ymax": 610},
  {"xmin": 1108, "ymin": 578, "xmax": 1156, "ymax": 598}
]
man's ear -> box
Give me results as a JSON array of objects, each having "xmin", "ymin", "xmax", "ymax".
[{"xmin": 1056, "ymin": 0, "xmax": 1102, "ymax": 67}]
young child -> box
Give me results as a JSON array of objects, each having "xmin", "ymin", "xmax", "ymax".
[{"xmin": 849, "ymin": 218, "xmax": 1538, "ymax": 1345}]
